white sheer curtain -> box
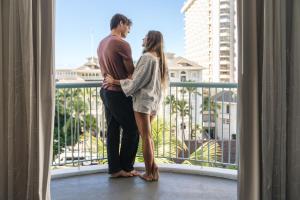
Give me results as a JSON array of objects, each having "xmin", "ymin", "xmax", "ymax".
[
  {"xmin": 238, "ymin": 0, "xmax": 300, "ymax": 199},
  {"xmin": 0, "ymin": 0, "xmax": 55, "ymax": 199}
]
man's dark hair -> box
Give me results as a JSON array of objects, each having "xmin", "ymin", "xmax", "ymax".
[{"xmin": 110, "ymin": 14, "xmax": 132, "ymax": 30}]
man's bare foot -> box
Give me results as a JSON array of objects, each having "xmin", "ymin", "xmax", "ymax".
[
  {"xmin": 139, "ymin": 173, "xmax": 153, "ymax": 182},
  {"xmin": 110, "ymin": 170, "xmax": 133, "ymax": 178},
  {"xmin": 129, "ymin": 170, "xmax": 140, "ymax": 176}
]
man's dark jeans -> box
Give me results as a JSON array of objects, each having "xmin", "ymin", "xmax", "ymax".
[{"xmin": 100, "ymin": 88, "xmax": 139, "ymax": 174}]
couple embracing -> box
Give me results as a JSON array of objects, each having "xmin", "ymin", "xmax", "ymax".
[{"xmin": 97, "ymin": 13, "xmax": 168, "ymax": 181}]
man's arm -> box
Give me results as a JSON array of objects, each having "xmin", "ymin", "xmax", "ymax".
[
  {"xmin": 117, "ymin": 41, "xmax": 134, "ymax": 76},
  {"xmin": 123, "ymin": 59, "xmax": 134, "ymax": 75}
]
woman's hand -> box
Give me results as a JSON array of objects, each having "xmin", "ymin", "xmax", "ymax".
[
  {"xmin": 105, "ymin": 74, "xmax": 120, "ymax": 85},
  {"xmin": 105, "ymin": 74, "xmax": 116, "ymax": 85},
  {"xmin": 128, "ymin": 74, "xmax": 133, "ymax": 80}
]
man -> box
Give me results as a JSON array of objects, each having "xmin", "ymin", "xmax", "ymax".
[{"xmin": 98, "ymin": 14, "xmax": 139, "ymax": 178}]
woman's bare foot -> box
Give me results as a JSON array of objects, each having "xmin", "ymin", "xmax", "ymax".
[
  {"xmin": 139, "ymin": 173, "xmax": 153, "ymax": 182},
  {"xmin": 110, "ymin": 170, "xmax": 133, "ymax": 178},
  {"xmin": 152, "ymin": 164, "xmax": 159, "ymax": 181}
]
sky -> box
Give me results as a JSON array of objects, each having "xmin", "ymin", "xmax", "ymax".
[{"xmin": 55, "ymin": 0, "xmax": 186, "ymax": 69}]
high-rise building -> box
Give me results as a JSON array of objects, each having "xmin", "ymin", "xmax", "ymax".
[{"xmin": 181, "ymin": 0, "xmax": 236, "ymax": 83}]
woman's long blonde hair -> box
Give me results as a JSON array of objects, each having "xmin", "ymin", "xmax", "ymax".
[{"xmin": 143, "ymin": 30, "xmax": 169, "ymax": 89}]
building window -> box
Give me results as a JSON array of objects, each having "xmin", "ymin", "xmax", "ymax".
[
  {"xmin": 220, "ymin": 64, "xmax": 229, "ymax": 70},
  {"xmin": 220, "ymin": 71, "xmax": 230, "ymax": 75},
  {"xmin": 220, "ymin": 36, "xmax": 230, "ymax": 42},
  {"xmin": 220, "ymin": 2, "xmax": 230, "ymax": 6},
  {"xmin": 220, "ymin": 15, "xmax": 230, "ymax": 20},
  {"xmin": 220, "ymin": 50, "xmax": 230, "ymax": 56},
  {"xmin": 220, "ymin": 78, "xmax": 230, "ymax": 82},
  {"xmin": 220, "ymin": 8, "xmax": 230, "ymax": 14},
  {"xmin": 220, "ymin": 43, "xmax": 230, "ymax": 47},
  {"xmin": 220, "ymin": 29, "xmax": 230, "ymax": 34},
  {"xmin": 170, "ymin": 73, "xmax": 175, "ymax": 78},
  {"xmin": 226, "ymin": 105, "xmax": 230, "ymax": 113},
  {"xmin": 223, "ymin": 119, "xmax": 230, "ymax": 124},
  {"xmin": 220, "ymin": 22, "xmax": 230, "ymax": 28},
  {"xmin": 181, "ymin": 76, "xmax": 186, "ymax": 82},
  {"xmin": 220, "ymin": 57, "xmax": 230, "ymax": 61}
]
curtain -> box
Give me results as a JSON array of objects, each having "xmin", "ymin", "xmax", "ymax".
[
  {"xmin": 0, "ymin": 0, "xmax": 55, "ymax": 199},
  {"xmin": 237, "ymin": 0, "xmax": 300, "ymax": 199}
]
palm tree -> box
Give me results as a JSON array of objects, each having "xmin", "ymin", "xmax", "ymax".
[
  {"xmin": 177, "ymin": 81, "xmax": 202, "ymax": 142},
  {"xmin": 54, "ymin": 88, "xmax": 99, "ymax": 161},
  {"xmin": 191, "ymin": 124, "xmax": 202, "ymax": 140},
  {"xmin": 185, "ymin": 80, "xmax": 201, "ymax": 97},
  {"xmin": 54, "ymin": 89, "xmax": 81, "ymax": 159},
  {"xmin": 176, "ymin": 99, "xmax": 190, "ymax": 141},
  {"xmin": 202, "ymin": 96, "xmax": 220, "ymax": 117},
  {"xmin": 201, "ymin": 96, "xmax": 221, "ymax": 139},
  {"xmin": 165, "ymin": 84, "xmax": 202, "ymax": 144},
  {"xmin": 164, "ymin": 95, "xmax": 177, "ymax": 115}
]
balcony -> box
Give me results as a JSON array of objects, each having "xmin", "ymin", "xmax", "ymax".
[
  {"xmin": 51, "ymin": 82, "xmax": 238, "ymax": 200},
  {"xmin": 220, "ymin": 3, "xmax": 230, "ymax": 10}
]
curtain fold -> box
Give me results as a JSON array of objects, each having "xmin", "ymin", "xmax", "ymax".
[
  {"xmin": 237, "ymin": 1, "xmax": 261, "ymax": 199},
  {"xmin": 238, "ymin": 0, "xmax": 300, "ymax": 199},
  {"xmin": 286, "ymin": 1, "xmax": 300, "ymax": 198},
  {"xmin": 0, "ymin": 0, "xmax": 55, "ymax": 199}
]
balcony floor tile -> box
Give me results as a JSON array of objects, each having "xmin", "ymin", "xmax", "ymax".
[{"xmin": 51, "ymin": 172, "xmax": 237, "ymax": 200}]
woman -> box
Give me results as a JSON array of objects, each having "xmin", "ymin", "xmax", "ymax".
[{"xmin": 105, "ymin": 30, "xmax": 168, "ymax": 181}]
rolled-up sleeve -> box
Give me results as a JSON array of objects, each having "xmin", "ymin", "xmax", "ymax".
[{"xmin": 120, "ymin": 55, "xmax": 155, "ymax": 96}]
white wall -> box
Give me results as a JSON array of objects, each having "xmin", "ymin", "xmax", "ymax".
[{"xmin": 215, "ymin": 102, "xmax": 237, "ymax": 140}]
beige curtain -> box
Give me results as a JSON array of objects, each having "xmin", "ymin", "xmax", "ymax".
[
  {"xmin": 0, "ymin": 0, "xmax": 55, "ymax": 199},
  {"xmin": 238, "ymin": 0, "xmax": 300, "ymax": 199}
]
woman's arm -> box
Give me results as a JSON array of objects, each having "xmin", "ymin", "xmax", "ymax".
[
  {"xmin": 120, "ymin": 56, "xmax": 155, "ymax": 96},
  {"xmin": 104, "ymin": 55, "xmax": 156, "ymax": 96},
  {"xmin": 105, "ymin": 74, "xmax": 133, "ymax": 85}
]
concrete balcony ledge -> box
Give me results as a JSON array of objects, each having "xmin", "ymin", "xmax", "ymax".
[{"xmin": 51, "ymin": 163, "xmax": 237, "ymax": 180}]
